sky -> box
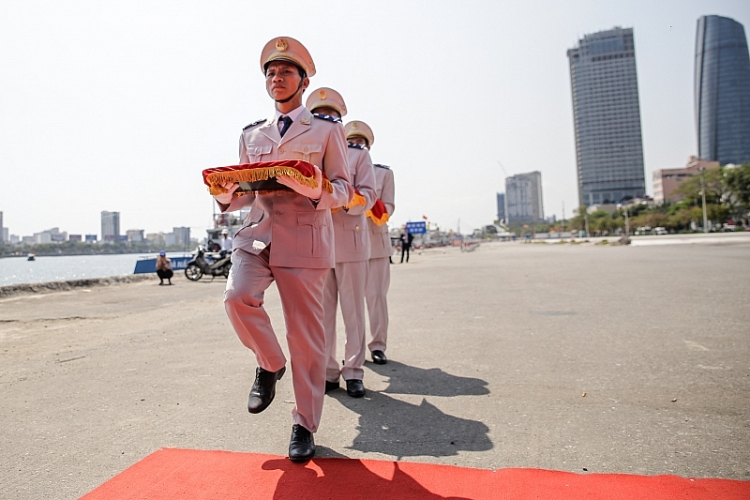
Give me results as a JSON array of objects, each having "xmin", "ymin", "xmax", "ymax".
[{"xmin": 1, "ymin": 0, "xmax": 749, "ymax": 238}]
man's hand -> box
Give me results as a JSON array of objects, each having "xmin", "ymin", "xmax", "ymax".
[
  {"xmin": 276, "ymin": 165, "xmax": 323, "ymax": 199},
  {"xmin": 214, "ymin": 182, "xmax": 240, "ymax": 205}
]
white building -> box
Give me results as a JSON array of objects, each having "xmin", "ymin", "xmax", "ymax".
[
  {"xmin": 505, "ymin": 171, "xmax": 544, "ymax": 224},
  {"xmin": 101, "ymin": 211, "xmax": 121, "ymax": 242},
  {"xmin": 126, "ymin": 229, "xmax": 145, "ymax": 242}
]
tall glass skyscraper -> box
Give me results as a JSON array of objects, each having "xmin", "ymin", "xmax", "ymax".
[
  {"xmin": 567, "ymin": 27, "xmax": 646, "ymax": 207},
  {"xmin": 695, "ymin": 15, "xmax": 750, "ymax": 166}
]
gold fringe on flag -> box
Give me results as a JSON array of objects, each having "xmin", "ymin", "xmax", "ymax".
[
  {"xmin": 205, "ymin": 166, "xmax": 332, "ymax": 195},
  {"xmin": 366, "ymin": 209, "xmax": 389, "ymax": 226}
]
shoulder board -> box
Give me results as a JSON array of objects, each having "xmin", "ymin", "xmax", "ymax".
[
  {"xmin": 374, "ymin": 164, "xmax": 391, "ymax": 170},
  {"xmin": 242, "ymin": 118, "xmax": 267, "ymax": 130},
  {"xmin": 347, "ymin": 142, "xmax": 365, "ymax": 150},
  {"xmin": 312, "ymin": 113, "xmax": 342, "ymax": 123}
]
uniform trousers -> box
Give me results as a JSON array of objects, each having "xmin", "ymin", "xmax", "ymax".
[
  {"xmin": 365, "ymin": 256, "xmax": 390, "ymax": 353},
  {"xmin": 224, "ymin": 247, "xmax": 327, "ymax": 433},
  {"xmin": 324, "ymin": 260, "xmax": 368, "ymax": 382}
]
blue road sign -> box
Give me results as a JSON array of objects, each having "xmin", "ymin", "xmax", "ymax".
[{"xmin": 406, "ymin": 221, "xmax": 427, "ymax": 234}]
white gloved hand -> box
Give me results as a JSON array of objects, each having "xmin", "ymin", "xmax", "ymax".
[
  {"xmin": 276, "ymin": 165, "xmax": 323, "ymax": 199},
  {"xmin": 213, "ymin": 182, "xmax": 239, "ymax": 205}
]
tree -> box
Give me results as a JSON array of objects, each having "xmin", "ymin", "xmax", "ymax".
[{"xmin": 726, "ymin": 164, "xmax": 750, "ymax": 208}]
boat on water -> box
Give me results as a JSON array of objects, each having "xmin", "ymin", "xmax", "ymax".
[{"xmin": 27, "ymin": 253, "xmax": 35, "ymax": 261}]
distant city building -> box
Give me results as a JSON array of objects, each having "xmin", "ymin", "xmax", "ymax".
[
  {"xmin": 126, "ymin": 229, "xmax": 145, "ymax": 242},
  {"xmin": 567, "ymin": 27, "xmax": 646, "ymax": 206},
  {"xmin": 0, "ymin": 211, "xmax": 4, "ymax": 243},
  {"xmin": 68, "ymin": 234, "xmax": 82, "ymax": 242},
  {"xmin": 2, "ymin": 228, "xmax": 8, "ymax": 243},
  {"xmin": 496, "ymin": 193, "xmax": 506, "ymax": 223},
  {"xmin": 505, "ymin": 171, "xmax": 544, "ymax": 224},
  {"xmin": 695, "ymin": 15, "xmax": 750, "ymax": 166},
  {"xmin": 171, "ymin": 227, "xmax": 191, "ymax": 246},
  {"xmin": 653, "ymin": 156, "xmax": 720, "ymax": 204},
  {"xmin": 85, "ymin": 234, "xmax": 98, "ymax": 242},
  {"xmin": 33, "ymin": 227, "xmax": 67, "ymax": 244},
  {"xmin": 147, "ymin": 232, "xmax": 166, "ymax": 247},
  {"xmin": 101, "ymin": 211, "xmax": 121, "ymax": 242}
]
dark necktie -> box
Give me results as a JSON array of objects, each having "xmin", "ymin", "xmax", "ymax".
[{"xmin": 279, "ymin": 115, "xmax": 293, "ymax": 137}]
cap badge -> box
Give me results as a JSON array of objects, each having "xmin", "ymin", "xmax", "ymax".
[
  {"xmin": 318, "ymin": 90, "xmax": 327, "ymax": 100},
  {"xmin": 275, "ymin": 38, "xmax": 289, "ymax": 52},
  {"xmin": 351, "ymin": 122, "xmax": 358, "ymax": 129}
]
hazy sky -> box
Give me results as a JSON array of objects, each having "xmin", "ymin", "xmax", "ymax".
[{"xmin": 2, "ymin": 0, "xmax": 749, "ymax": 238}]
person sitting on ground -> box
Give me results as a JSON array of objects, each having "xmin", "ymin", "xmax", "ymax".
[{"xmin": 156, "ymin": 251, "xmax": 173, "ymax": 285}]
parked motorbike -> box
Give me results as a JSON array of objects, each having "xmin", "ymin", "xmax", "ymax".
[{"xmin": 184, "ymin": 246, "xmax": 232, "ymax": 281}]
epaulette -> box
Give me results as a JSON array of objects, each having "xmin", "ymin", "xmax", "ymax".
[
  {"xmin": 242, "ymin": 118, "xmax": 267, "ymax": 130},
  {"xmin": 313, "ymin": 113, "xmax": 342, "ymax": 123},
  {"xmin": 348, "ymin": 142, "xmax": 365, "ymax": 150},
  {"xmin": 374, "ymin": 164, "xmax": 391, "ymax": 170}
]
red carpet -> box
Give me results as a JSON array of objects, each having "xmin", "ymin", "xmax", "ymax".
[{"xmin": 81, "ymin": 448, "xmax": 750, "ymax": 500}]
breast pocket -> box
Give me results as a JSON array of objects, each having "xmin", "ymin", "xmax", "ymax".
[
  {"xmin": 296, "ymin": 212, "xmax": 328, "ymax": 257},
  {"xmin": 245, "ymin": 144, "xmax": 273, "ymax": 163},
  {"xmin": 344, "ymin": 221, "xmax": 365, "ymax": 250},
  {"xmin": 292, "ymin": 143, "xmax": 323, "ymax": 163}
]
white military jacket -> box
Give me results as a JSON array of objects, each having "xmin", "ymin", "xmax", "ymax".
[
  {"xmin": 221, "ymin": 108, "xmax": 353, "ymax": 269},
  {"xmin": 331, "ymin": 143, "xmax": 378, "ymax": 263},
  {"xmin": 368, "ymin": 163, "xmax": 396, "ymax": 259}
]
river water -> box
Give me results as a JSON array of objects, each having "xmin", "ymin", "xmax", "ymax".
[{"xmin": 0, "ymin": 253, "xmax": 190, "ymax": 287}]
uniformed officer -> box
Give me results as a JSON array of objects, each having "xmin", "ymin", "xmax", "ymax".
[
  {"xmin": 213, "ymin": 36, "xmax": 353, "ymax": 462},
  {"xmin": 306, "ymin": 89, "xmax": 378, "ymax": 398},
  {"xmin": 344, "ymin": 122, "xmax": 396, "ymax": 365}
]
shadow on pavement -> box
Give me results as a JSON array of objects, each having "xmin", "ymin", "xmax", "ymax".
[
  {"xmin": 335, "ymin": 391, "xmax": 492, "ymax": 458},
  {"xmin": 366, "ymin": 360, "xmax": 490, "ymax": 397},
  {"xmin": 262, "ymin": 456, "xmax": 472, "ymax": 500}
]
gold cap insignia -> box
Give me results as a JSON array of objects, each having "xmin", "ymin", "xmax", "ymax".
[
  {"xmin": 319, "ymin": 90, "xmax": 327, "ymax": 100},
  {"xmin": 351, "ymin": 122, "xmax": 358, "ymax": 129},
  {"xmin": 275, "ymin": 38, "xmax": 289, "ymax": 52}
]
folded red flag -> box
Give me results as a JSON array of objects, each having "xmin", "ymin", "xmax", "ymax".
[
  {"xmin": 202, "ymin": 160, "xmax": 332, "ymax": 195},
  {"xmin": 367, "ymin": 198, "xmax": 389, "ymax": 226}
]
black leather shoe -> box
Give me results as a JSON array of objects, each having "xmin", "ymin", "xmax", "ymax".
[
  {"xmin": 345, "ymin": 379, "xmax": 366, "ymax": 398},
  {"xmin": 289, "ymin": 424, "xmax": 315, "ymax": 462},
  {"xmin": 371, "ymin": 350, "xmax": 387, "ymax": 365},
  {"xmin": 325, "ymin": 380, "xmax": 340, "ymax": 394},
  {"xmin": 247, "ymin": 366, "xmax": 285, "ymax": 414}
]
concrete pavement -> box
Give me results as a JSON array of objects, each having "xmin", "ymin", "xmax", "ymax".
[{"xmin": 1, "ymin": 241, "xmax": 748, "ymax": 498}]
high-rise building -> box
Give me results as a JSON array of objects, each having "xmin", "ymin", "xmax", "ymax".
[
  {"xmin": 695, "ymin": 15, "xmax": 750, "ymax": 166},
  {"xmin": 567, "ymin": 27, "xmax": 646, "ymax": 206},
  {"xmin": 101, "ymin": 211, "xmax": 120, "ymax": 242},
  {"xmin": 0, "ymin": 211, "xmax": 4, "ymax": 243},
  {"xmin": 505, "ymin": 172, "xmax": 544, "ymax": 224},
  {"xmin": 172, "ymin": 227, "xmax": 191, "ymax": 246},
  {"xmin": 496, "ymin": 193, "xmax": 506, "ymax": 223}
]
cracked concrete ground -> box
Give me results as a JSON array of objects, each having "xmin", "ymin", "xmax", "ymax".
[{"xmin": 1, "ymin": 240, "xmax": 749, "ymax": 498}]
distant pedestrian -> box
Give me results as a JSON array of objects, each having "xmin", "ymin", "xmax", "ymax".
[
  {"xmin": 399, "ymin": 231, "xmax": 413, "ymax": 263},
  {"xmin": 220, "ymin": 228, "xmax": 233, "ymax": 258},
  {"xmin": 156, "ymin": 251, "xmax": 173, "ymax": 285}
]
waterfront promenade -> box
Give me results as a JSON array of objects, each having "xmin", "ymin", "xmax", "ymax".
[{"xmin": 1, "ymin": 239, "xmax": 749, "ymax": 498}]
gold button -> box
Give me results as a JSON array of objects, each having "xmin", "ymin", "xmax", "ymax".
[{"xmin": 355, "ymin": 226, "xmax": 360, "ymax": 231}]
